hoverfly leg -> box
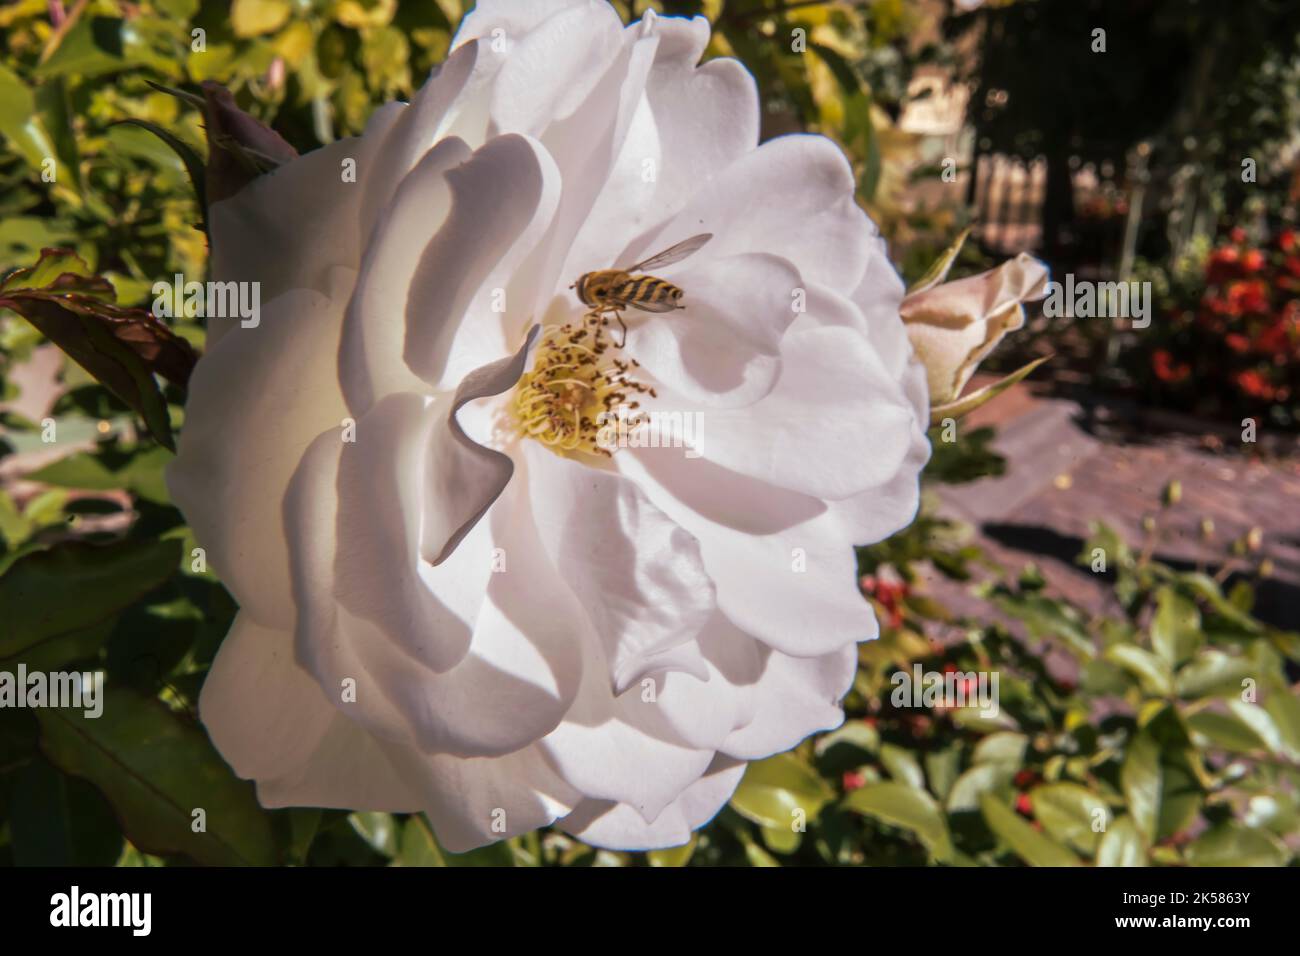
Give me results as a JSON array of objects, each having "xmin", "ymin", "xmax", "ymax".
[{"xmin": 614, "ymin": 312, "xmax": 628, "ymax": 349}]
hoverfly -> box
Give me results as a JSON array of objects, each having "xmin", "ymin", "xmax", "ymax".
[{"xmin": 571, "ymin": 233, "xmax": 712, "ymax": 347}]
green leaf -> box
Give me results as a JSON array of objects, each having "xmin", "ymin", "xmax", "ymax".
[
  {"xmin": 1186, "ymin": 710, "xmax": 1269, "ymax": 754},
  {"xmin": 1151, "ymin": 587, "xmax": 1202, "ymax": 668},
  {"xmin": 929, "ymin": 356, "xmax": 1052, "ymax": 427},
  {"xmin": 1263, "ymin": 691, "xmax": 1300, "ymax": 762},
  {"xmin": 396, "ymin": 814, "xmax": 446, "ymax": 867},
  {"xmin": 972, "ymin": 732, "xmax": 1028, "ymax": 768},
  {"xmin": 0, "ymin": 246, "xmax": 95, "ymax": 293},
  {"xmin": 14, "ymin": 620, "xmax": 115, "ymax": 673},
  {"xmin": 286, "ymin": 808, "xmax": 322, "ymax": 865},
  {"xmin": 1224, "ymin": 699, "xmax": 1283, "ymax": 755},
  {"xmin": 28, "ymin": 446, "xmax": 172, "ymax": 504},
  {"xmin": 348, "ymin": 811, "xmax": 398, "ymax": 858},
  {"xmin": 844, "ymin": 781, "xmax": 954, "ymax": 862},
  {"xmin": 816, "ymin": 719, "xmax": 880, "ymax": 759},
  {"xmin": 116, "ymin": 843, "xmax": 167, "ymax": 866},
  {"xmin": 0, "ymin": 63, "xmax": 59, "ymax": 175},
  {"xmin": 858, "ymin": 107, "xmax": 882, "ymax": 201},
  {"xmin": 979, "ymin": 794, "xmax": 1080, "ymax": 866},
  {"xmin": 946, "ymin": 762, "xmax": 1015, "ymax": 812},
  {"xmin": 439, "ymin": 838, "xmax": 516, "ymax": 867},
  {"xmin": 35, "ymin": 687, "xmax": 278, "ymax": 865},
  {"xmin": 232, "ymin": 0, "xmax": 293, "ymax": 37},
  {"xmin": 33, "ymin": 76, "xmax": 81, "ymax": 191},
  {"xmin": 736, "ymin": 828, "xmax": 780, "ymax": 867},
  {"xmin": 34, "ymin": 18, "xmax": 136, "ymax": 79},
  {"xmin": 647, "ymin": 835, "xmax": 696, "ymax": 868},
  {"xmin": 951, "ymin": 706, "xmax": 1021, "ymax": 732},
  {"xmin": 1120, "ymin": 731, "xmax": 1161, "ymax": 843},
  {"xmin": 761, "ymin": 823, "xmax": 801, "ymax": 855},
  {"xmin": 908, "ymin": 228, "xmax": 971, "ymax": 295},
  {"xmin": 110, "ymin": 119, "xmax": 208, "ymax": 231},
  {"xmin": 880, "ymin": 742, "xmax": 926, "ymax": 789},
  {"xmin": 1185, "ymin": 823, "xmax": 1288, "ymax": 867},
  {"xmin": 1032, "ymin": 783, "xmax": 1110, "ymax": 855},
  {"xmin": 9, "ymin": 758, "xmax": 123, "ymax": 865},
  {"xmin": 1096, "ymin": 815, "xmax": 1147, "ymax": 867},
  {"xmin": 1176, "ymin": 572, "xmax": 1261, "ymax": 633},
  {"xmin": 0, "ymin": 538, "xmax": 180, "ymax": 660},
  {"xmin": 1106, "ymin": 644, "xmax": 1173, "ymax": 697},
  {"xmin": 1080, "ymin": 520, "xmax": 1134, "ymax": 575},
  {"xmin": 808, "ymin": 42, "xmax": 861, "ymax": 96},
  {"xmin": 1156, "ymin": 757, "xmax": 1201, "ymax": 842},
  {"xmin": 990, "ymin": 590, "xmax": 1094, "ymax": 660},
  {"xmin": 924, "ymin": 745, "xmax": 962, "ymax": 802},
  {"xmin": 730, "ymin": 751, "xmax": 833, "ymax": 829},
  {"xmin": 1082, "ymin": 658, "xmax": 1133, "ymax": 696},
  {"xmin": 1175, "ymin": 650, "xmax": 1255, "ymax": 699}
]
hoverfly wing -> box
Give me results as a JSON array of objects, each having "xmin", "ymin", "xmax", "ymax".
[
  {"xmin": 626, "ymin": 233, "xmax": 712, "ymax": 273},
  {"xmin": 627, "ymin": 298, "xmax": 680, "ymax": 314}
]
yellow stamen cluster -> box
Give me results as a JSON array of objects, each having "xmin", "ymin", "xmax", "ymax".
[{"xmin": 512, "ymin": 313, "xmax": 655, "ymax": 456}]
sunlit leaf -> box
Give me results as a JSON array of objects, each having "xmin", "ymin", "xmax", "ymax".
[
  {"xmin": 979, "ymin": 793, "xmax": 1079, "ymax": 866},
  {"xmin": 1120, "ymin": 731, "xmax": 1161, "ymax": 844},
  {"xmin": 844, "ymin": 782, "xmax": 955, "ymax": 862},
  {"xmin": 1185, "ymin": 823, "xmax": 1288, "ymax": 867},
  {"xmin": 730, "ymin": 751, "xmax": 834, "ymax": 829},
  {"xmin": 1032, "ymin": 783, "xmax": 1110, "ymax": 855},
  {"xmin": 1096, "ymin": 815, "xmax": 1146, "ymax": 867}
]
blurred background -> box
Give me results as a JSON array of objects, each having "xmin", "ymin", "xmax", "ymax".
[{"xmin": 1, "ymin": 0, "xmax": 1298, "ymax": 867}]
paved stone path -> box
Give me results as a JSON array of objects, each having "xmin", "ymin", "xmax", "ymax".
[{"xmin": 927, "ymin": 381, "xmax": 1300, "ymax": 633}]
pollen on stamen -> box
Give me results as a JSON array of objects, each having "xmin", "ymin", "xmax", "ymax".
[{"xmin": 511, "ymin": 313, "xmax": 652, "ymax": 457}]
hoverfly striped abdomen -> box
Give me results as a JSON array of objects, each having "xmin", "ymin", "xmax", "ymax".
[{"xmin": 615, "ymin": 276, "xmax": 683, "ymax": 311}]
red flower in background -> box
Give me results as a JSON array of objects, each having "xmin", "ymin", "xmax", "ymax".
[
  {"xmin": 1235, "ymin": 369, "xmax": 1276, "ymax": 400},
  {"xmin": 860, "ymin": 572, "xmax": 909, "ymax": 628},
  {"xmin": 1146, "ymin": 221, "xmax": 1299, "ymax": 425},
  {"xmin": 1256, "ymin": 315, "xmax": 1298, "ymax": 357},
  {"xmin": 1013, "ymin": 769, "xmax": 1040, "ymax": 789},
  {"xmin": 1152, "ymin": 349, "xmax": 1191, "ymax": 384},
  {"xmin": 1226, "ymin": 280, "xmax": 1269, "ymax": 315},
  {"xmin": 1225, "ymin": 333, "xmax": 1250, "ymax": 354},
  {"xmin": 1205, "ymin": 246, "xmax": 1241, "ymax": 284}
]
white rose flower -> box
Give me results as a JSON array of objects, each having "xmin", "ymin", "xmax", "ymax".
[{"xmin": 168, "ymin": 0, "xmax": 931, "ymax": 852}]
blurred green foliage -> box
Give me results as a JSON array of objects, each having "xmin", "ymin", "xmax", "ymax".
[{"xmin": 1, "ymin": 0, "xmax": 1297, "ymax": 867}]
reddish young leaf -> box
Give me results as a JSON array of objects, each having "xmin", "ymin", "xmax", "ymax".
[{"xmin": 0, "ymin": 248, "xmax": 198, "ymax": 450}]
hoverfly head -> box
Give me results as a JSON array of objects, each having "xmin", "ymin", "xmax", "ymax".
[{"xmin": 573, "ymin": 272, "xmax": 592, "ymax": 306}]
